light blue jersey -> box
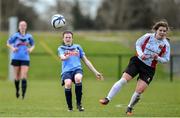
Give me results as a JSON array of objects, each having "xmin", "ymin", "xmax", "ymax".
[
  {"xmin": 7, "ymin": 32, "xmax": 35, "ymax": 61},
  {"xmin": 58, "ymin": 44, "xmax": 85, "ymax": 75},
  {"xmin": 136, "ymin": 33, "xmax": 170, "ymax": 68}
]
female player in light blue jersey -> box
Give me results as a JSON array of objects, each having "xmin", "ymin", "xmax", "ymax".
[
  {"xmin": 99, "ymin": 20, "xmax": 170, "ymax": 115},
  {"xmin": 58, "ymin": 31, "xmax": 103, "ymax": 111},
  {"xmin": 7, "ymin": 21, "xmax": 35, "ymax": 99}
]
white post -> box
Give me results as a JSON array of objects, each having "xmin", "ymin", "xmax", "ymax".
[
  {"xmin": 8, "ymin": 17, "xmax": 18, "ymax": 80},
  {"xmin": 0, "ymin": 0, "xmax": 1, "ymax": 30}
]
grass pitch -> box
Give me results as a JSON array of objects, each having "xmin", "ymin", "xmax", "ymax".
[
  {"xmin": 0, "ymin": 78, "xmax": 180, "ymax": 117},
  {"xmin": 0, "ymin": 31, "xmax": 180, "ymax": 117}
]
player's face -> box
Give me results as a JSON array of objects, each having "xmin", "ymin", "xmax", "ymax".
[
  {"xmin": 155, "ymin": 26, "xmax": 167, "ymax": 39},
  {"xmin": 19, "ymin": 21, "xmax": 27, "ymax": 34},
  {"xmin": 63, "ymin": 33, "xmax": 73, "ymax": 45}
]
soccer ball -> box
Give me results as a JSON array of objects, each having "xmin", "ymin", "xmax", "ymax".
[{"xmin": 51, "ymin": 14, "xmax": 66, "ymax": 29}]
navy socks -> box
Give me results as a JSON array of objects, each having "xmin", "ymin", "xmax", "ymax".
[
  {"xmin": 14, "ymin": 80, "xmax": 20, "ymax": 98},
  {"xmin": 21, "ymin": 79, "xmax": 27, "ymax": 99},
  {"xmin": 65, "ymin": 88, "xmax": 72, "ymax": 109},
  {"xmin": 75, "ymin": 83, "xmax": 82, "ymax": 105}
]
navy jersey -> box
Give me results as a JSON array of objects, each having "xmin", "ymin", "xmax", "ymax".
[
  {"xmin": 58, "ymin": 44, "xmax": 85, "ymax": 75},
  {"xmin": 7, "ymin": 32, "xmax": 35, "ymax": 61}
]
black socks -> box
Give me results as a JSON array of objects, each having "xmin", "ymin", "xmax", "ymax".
[
  {"xmin": 14, "ymin": 79, "xmax": 27, "ymax": 99},
  {"xmin": 21, "ymin": 79, "xmax": 27, "ymax": 99},
  {"xmin": 64, "ymin": 83, "xmax": 83, "ymax": 110},
  {"xmin": 75, "ymin": 83, "xmax": 82, "ymax": 105},
  {"xmin": 14, "ymin": 80, "xmax": 20, "ymax": 98},
  {"xmin": 65, "ymin": 88, "xmax": 72, "ymax": 109}
]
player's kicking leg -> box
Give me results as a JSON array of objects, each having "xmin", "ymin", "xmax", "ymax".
[{"xmin": 99, "ymin": 77, "xmax": 127, "ymax": 105}]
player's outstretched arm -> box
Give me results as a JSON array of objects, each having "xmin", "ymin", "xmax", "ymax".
[{"xmin": 82, "ymin": 55, "xmax": 104, "ymax": 80}]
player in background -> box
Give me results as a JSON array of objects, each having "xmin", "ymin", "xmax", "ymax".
[
  {"xmin": 58, "ymin": 31, "xmax": 103, "ymax": 112},
  {"xmin": 99, "ymin": 20, "xmax": 170, "ymax": 115},
  {"xmin": 7, "ymin": 20, "xmax": 35, "ymax": 99}
]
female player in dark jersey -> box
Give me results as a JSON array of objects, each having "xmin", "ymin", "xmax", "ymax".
[
  {"xmin": 58, "ymin": 31, "xmax": 103, "ymax": 111},
  {"xmin": 99, "ymin": 20, "xmax": 170, "ymax": 116},
  {"xmin": 7, "ymin": 20, "xmax": 35, "ymax": 99}
]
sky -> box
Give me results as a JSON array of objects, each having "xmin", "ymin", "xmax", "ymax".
[{"xmin": 19, "ymin": 0, "xmax": 103, "ymax": 19}]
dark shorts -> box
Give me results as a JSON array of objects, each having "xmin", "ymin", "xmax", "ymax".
[
  {"xmin": 124, "ymin": 56, "xmax": 155, "ymax": 85},
  {"xmin": 11, "ymin": 59, "xmax": 30, "ymax": 66},
  {"xmin": 61, "ymin": 69, "xmax": 83, "ymax": 86}
]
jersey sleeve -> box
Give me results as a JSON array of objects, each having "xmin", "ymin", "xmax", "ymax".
[
  {"xmin": 77, "ymin": 45, "xmax": 85, "ymax": 58},
  {"xmin": 28, "ymin": 35, "xmax": 35, "ymax": 46},
  {"xmin": 57, "ymin": 46, "xmax": 64, "ymax": 57},
  {"xmin": 7, "ymin": 34, "xmax": 16, "ymax": 45},
  {"xmin": 136, "ymin": 33, "xmax": 151, "ymax": 57}
]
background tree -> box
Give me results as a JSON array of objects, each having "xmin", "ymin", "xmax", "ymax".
[
  {"xmin": 1, "ymin": 0, "xmax": 39, "ymax": 30},
  {"xmin": 95, "ymin": 0, "xmax": 180, "ymax": 30},
  {"xmin": 72, "ymin": 0, "xmax": 95, "ymax": 30},
  {"xmin": 1, "ymin": 0, "xmax": 179, "ymax": 30},
  {"xmin": 151, "ymin": 0, "xmax": 180, "ymax": 29},
  {"xmin": 54, "ymin": 0, "xmax": 73, "ymax": 30}
]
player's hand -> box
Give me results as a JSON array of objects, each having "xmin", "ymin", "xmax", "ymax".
[
  {"xmin": 12, "ymin": 47, "xmax": 18, "ymax": 52},
  {"xmin": 96, "ymin": 72, "xmax": 104, "ymax": 80},
  {"xmin": 64, "ymin": 51, "xmax": 70, "ymax": 58},
  {"xmin": 152, "ymin": 54, "xmax": 158, "ymax": 60},
  {"xmin": 141, "ymin": 54, "xmax": 148, "ymax": 60},
  {"xmin": 64, "ymin": 53, "xmax": 70, "ymax": 59},
  {"xmin": 27, "ymin": 48, "xmax": 33, "ymax": 53},
  {"xmin": 61, "ymin": 52, "xmax": 70, "ymax": 60},
  {"xmin": 60, "ymin": 53, "xmax": 70, "ymax": 61},
  {"xmin": 64, "ymin": 52, "xmax": 69, "ymax": 56}
]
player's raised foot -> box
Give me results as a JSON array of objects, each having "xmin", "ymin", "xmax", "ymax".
[
  {"xmin": 68, "ymin": 107, "xmax": 73, "ymax": 112},
  {"xmin": 99, "ymin": 98, "xmax": 109, "ymax": 105},
  {"xmin": 126, "ymin": 107, "xmax": 133, "ymax": 116},
  {"xmin": 77, "ymin": 105, "xmax": 84, "ymax": 112},
  {"xmin": 16, "ymin": 92, "xmax": 20, "ymax": 98}
]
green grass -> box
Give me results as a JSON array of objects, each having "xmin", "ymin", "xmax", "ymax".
[
  {"xmin": 0, "ymin": 32, "xmax": 9, "ymax": 79},
  {"xmin": 0, "ymin": 79, "xmax": 180, "ymax": 117},
  {"xmin": 0, "ymin": 31, "xmax": 180, "ymax": 117}
]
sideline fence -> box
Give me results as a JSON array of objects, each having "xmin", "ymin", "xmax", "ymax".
[
  {"xmin": 87, "ymin": 53, "xmax": 180, "ymax": 82},
  {"xmin": 32, "ymin": 52, "xmax": 180, "ymax": 81}
]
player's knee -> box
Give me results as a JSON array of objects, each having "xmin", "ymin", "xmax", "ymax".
[
  {"xmin": 75, "ymin": 78, "xmax": 82, "ymax": 83},
  {"xmin": 15, "ymin": 73, "xmax": 20, "ymax": 79},
  {"xmin": 136, "ymin": 88, "xmax": 144, "ymax": 94},
  {"xmin": 15, "ymin": 76, "xmax": 20, "ymax": 80},
  {"xmin": 75, "ymin": 73, "xmax": 82, "ymax": 82},
  {"xmin": 64, "ymin": 80, "xmax": 72, "ymax": 88},
  {"xmin": 65, "ymin": 83, "xmax": 72, "ymax": 89},
  {"xmin": 21, "ymin": 73, "xmax": 27, "ymax": 79},
  {"xmin": 21, "ymin": 75, "xmax": 27, "ymax": 79}
]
